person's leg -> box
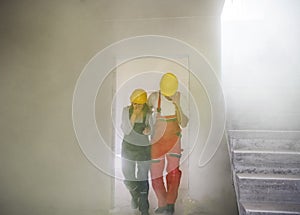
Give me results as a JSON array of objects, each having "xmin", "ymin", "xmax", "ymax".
[
  {"xmin": 166, "ymin": 157, "xmax": 181, "ymax": 204},
  {"xmin": 165, "ymin": 138, "xmax": 182, "ymax": 214},
  {"xmin": 122, "ymin": 158, "xmax": 139, "ymax": 209},
  {"xmin": 137, "ymin": 158, "xmax": 150, "ymax": 182},
  {"xmin": 137, "ymin": 161, "xmax": 150, "ymax": 214},
  {"xmin": 151, "ymin": 157, "xmax": 168, "ymax": 210}
]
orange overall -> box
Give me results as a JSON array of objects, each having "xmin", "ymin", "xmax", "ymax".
[{"xmin": 151, "ymin": 92, "xmax": 182, "ymax": 207}]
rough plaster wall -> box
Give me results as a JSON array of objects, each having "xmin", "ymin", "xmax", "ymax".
[
  {"xmin": 0, "ymin": 1, "xmax": 113, "ymax": 215},
  {"xmin": 0, "ymin": 0, "xmax": 236, "ymax": 214},
  {"xmin": 223, "ymin": 0, "xmax": 300, "ymax": 130},
  {"xmin": 188, "ymin": 71, "xmax": 237, "ymax": 215}
]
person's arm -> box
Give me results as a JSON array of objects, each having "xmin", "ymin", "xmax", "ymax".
[
  {"xmin": 172, "ymin": 92, "xmax": 189, "ymax": 128},
  {"xmin": 143, "ymin": 112, "xmax": 151, "ymax": 135},
  {"xmin": 147, "ymin": 92, "xmax": 157, "ymax": 111},
  {"xmin": 121, "ymin": 106, "xmax": 133, "ymax": 135}
]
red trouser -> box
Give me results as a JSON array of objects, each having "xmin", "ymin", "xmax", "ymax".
[{"xmin": 151, "ymin": 116, "xmax": 182, "ymax": 206}]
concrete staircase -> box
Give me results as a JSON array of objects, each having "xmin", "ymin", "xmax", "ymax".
[{"xmin": 228, "ymin": 131, "xmax": 300, "ymax": 215}]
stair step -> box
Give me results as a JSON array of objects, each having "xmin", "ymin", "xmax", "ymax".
[
  {"xmin": 233, "ymin": 150, "xmax": 300, "ymax": 174},
  {"xmin": 237, "ymin": 173, "xmax": 300, "ymax": 180},
  {"xmin": 234, "ymin": 150, "xmax": 300, "ymax": 155},
  {"xmin": 240, "ymin": 202, "xmax": 300, "ymax": 215},
  {"xmin": 231, "ymin": 138, "xmax": 300, "ymax": 152},
  {"xmin": 236, "ymin": 173, "xmax": 300, "ymax": 204},
  {"xmin": 228, "ymin": 130, "xmax": 300, "ymax": 152},
  {"xmin": 228, "ymin": 130, "xmax": 300, "ymax": 140},
  {"xmin": 228, "ymin": 131, "xmax": 300, "ymax": 214}
]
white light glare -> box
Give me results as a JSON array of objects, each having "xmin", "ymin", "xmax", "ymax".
[{"xmin": 221, "ymin": 0, "xmax": 265, "ymax": 22}]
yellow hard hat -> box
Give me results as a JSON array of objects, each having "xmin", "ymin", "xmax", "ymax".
[
  {"xmin": 160, "ymin": 72, "xmax": 178, "ymax": 96},
  {"xmin": 130, "ymin": 89, "xmax": 147, "ymax": 104}
]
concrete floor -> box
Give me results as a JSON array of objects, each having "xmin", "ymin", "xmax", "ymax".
[
  {"xmin": 111, "ymin": 182, "xmax": 216, "ymax": 215},
  {"xmin": 111, "ymin": 158, "xmax": 214, "ymax": 215}
]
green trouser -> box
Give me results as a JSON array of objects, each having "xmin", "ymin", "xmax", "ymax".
[
  {"xmin": 123, "ymin": 179, "xmax": 149, "ymax": 213},
  {"xmin": 122, "ymin": 121, "xmax": 151, "ymax": 213},
  {"xmin": 122, "ymin": 147, "xmax": 150, "ymax": 213}
]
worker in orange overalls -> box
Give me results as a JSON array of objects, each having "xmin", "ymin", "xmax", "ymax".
[{"xmin": 148, "ymin": 73, "xmax": 189, "ymax": 215}]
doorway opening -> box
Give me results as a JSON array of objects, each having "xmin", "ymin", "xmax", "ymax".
[{"xmin": 111, "ymin": 57, "xmax": 191, "ymax": 214}]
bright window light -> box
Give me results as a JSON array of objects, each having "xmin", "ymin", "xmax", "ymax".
[{"xmin": 221, "ymin": 0, "xmax": 265, "ymax": 22}]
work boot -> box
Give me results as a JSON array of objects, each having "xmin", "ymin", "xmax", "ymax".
[
  {"xmin": 154, "ymin": 206, "xmax": 167, "ymax": 214},
  {"xmin": 166, "ymin": 204, "xmax": 175, "ymax": 215}
]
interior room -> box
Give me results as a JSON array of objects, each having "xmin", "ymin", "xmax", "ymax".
[{"xmin": 0, "ymin": 0, "xmax": 299, "ymax": 215}]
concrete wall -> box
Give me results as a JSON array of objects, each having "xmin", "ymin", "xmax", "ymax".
[
  {"xmin": 0, "ymin": 1, "xmax": 237, "ymax": 214},
  {"xmin": 222, "ymin": 0, "xmax": 300, "ymax": 131}
]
